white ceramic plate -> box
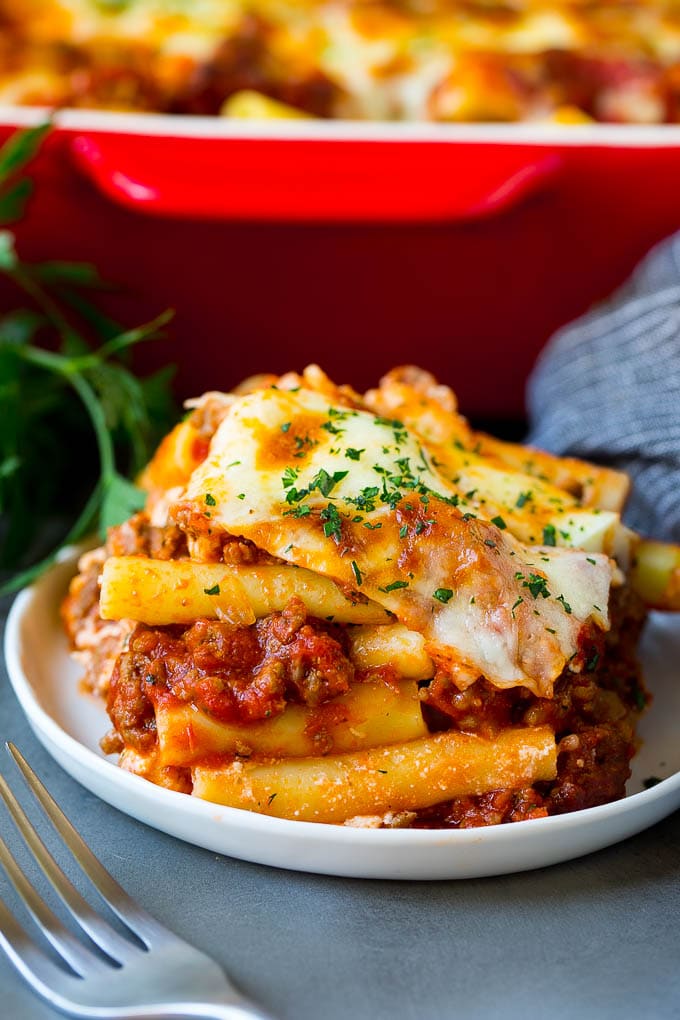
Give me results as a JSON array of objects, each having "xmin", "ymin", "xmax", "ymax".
[{"xmin": 5, "ymin": 550, "xmax": 680, "ymax": 880}]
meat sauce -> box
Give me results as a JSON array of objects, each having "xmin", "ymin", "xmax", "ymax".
[
  {"xmin": 107, "ymin": 597, "xmax": 355, "ymax": 751},
  {"xmin": 103, "ymin": 579, "xmax": 647, "ymax": 825}
]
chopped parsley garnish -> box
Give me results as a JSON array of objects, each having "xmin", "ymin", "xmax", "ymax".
[
  {"xmin": 237, "ymin": 493, "xmax": 245, "ymax": 500},
  {"xmin": 320, "ymin": 503, "xmax": 342, "ymax": 541},
  {"xmin": 586, "ymin": 557, "xmax": 596, "ymax": 565},
  {"xmin": 380, "ymin": 580, "xmax": 409, "ymax": 593},
  {"xmin": 322, "ymin": 420, "xmax": 343, "ymax": 435},
  {"xmin": 284, "ymin": 504, "xmax": 311, "ymax": 518},
  {"xmin": 490, "ymin": 515, "xmax": 507, "ymax": 530},
  {"xmin": 280, "ymin": 422, "xmax": 291, "ymax": 433},
  {"xmin": 542, "ymin": 524, "xmax": 557, "ymax": 546},
  {"xmin": 310, "ymin": 468, "xmax": 348, "ymax": 497},
  {"xmin": 293, "ymin": 434, "xmax": 317, "ymax": 457},
  {"xmin": 374, "ymin": 416, "xmax": 404, "ymax": 429},
  {"xmin": 267, "ymin": 793, "xmax": 277, "ymax": 805},
  {"xmin": 351, "ymin": 560, "xmax": 363, "ymax": 586},
  {"xmin": 204, "ymin": 493, "xmax": 216, "ymax": 506},
  {"xmin": 432, "ymin": 490, "xmax": 459, "ymax": 507},
  {"xmin": 521, "ymin": 573, "xmax": 551, "ymax": 599},
  {"xmin": 399, "ymin": 525, "xmax": 408, "ymax": 539},
  {"xmin": 556, "ymin": 594, "xmax": 572, "ymax": 614},
  {"xmin": 364, "ymin": 521, "xmax": 382, "ymax": 530},
  {"xmin": 516, "ymin": 491, "xmax": 533, "ymax": 508},
  {"xmin": 585, "ymin": 651, "xmax": 600, "ymax": 671},
  {"xmin": 281, "ymin": 466, "xmax": 299, "ymax": 489},
  {"xmin": 345, "ymin": 448, "xmax": 364, "ymax": 461},
  {"xmin": 203, "ymin": 584, "xmax": 220, "ymax": 596},
  {"xmin": 381, "ymin": 487, "xmax": 403, "ymax": 511},
  {"xmin": 347, "ymin": 486, "xmax": 379, "ymax": 512},
  {"xmin": 484, "ymin": 539, "xmax": 497, "ymax": 549},
  {"xmin": 285, "ymin": 486, "xmax": 308, "ymax": 505},
  {"xmin": 433, "ymin": 588, "xmax": 453, "ymax": 603}
]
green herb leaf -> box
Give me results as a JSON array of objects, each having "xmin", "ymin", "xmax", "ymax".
[
  {"xmin": 321, "ymin": 503, "xmax": 342, "ymax": 541},
  {"xmin": 0, "ymin": 231, "xmax": 17, "ymax": 270},
  {"xmin": 0, "ymin": 178, "xmax": 33, "ymax": 224},
  {"xmin": 100, "ymin": 473, "xmax": 147, "ymax": 533},
  {"xmin": 522, "ymin": 574, "xmax": 551, "ymax": 599},
  {"xmin": 0, "ymin": 122, "xmax": 51, "ymax": 185},
  {"xmin": 379, "ymin": 580, "xmax": 409, "ymax": 593},
  {"xmin": 310, "ymin": 468, "xmax": 348, "ymax": 497},
  {"xmin": 433, "ymin": 588, "xmax": 453, "ymax": 603},
  {"xmin": 0, "ymin": 125, "xmax": 178, "ymax": 593},
  {"xmin": 542, "ymin": 524, "xmax": 557, "ymax": 546}
]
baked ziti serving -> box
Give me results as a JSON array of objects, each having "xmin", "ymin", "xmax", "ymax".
[{"xmin": 63, "ymin": 365, "xmax": 677, "ymax": 828}]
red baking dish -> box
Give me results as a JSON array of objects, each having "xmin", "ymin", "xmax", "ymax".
[{"xmin": 4, "ymin": 109, "xmax": 680, "ymax": 418}]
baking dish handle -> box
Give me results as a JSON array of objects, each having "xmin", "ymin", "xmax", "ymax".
[{"xmin": 70, "ymin": 133, "xmax": 562, "ymax": 223}]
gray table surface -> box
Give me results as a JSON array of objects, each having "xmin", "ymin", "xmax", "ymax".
[{"xmin": 1, "ymin": 607, "xmax": 679, "ymax": 1020}]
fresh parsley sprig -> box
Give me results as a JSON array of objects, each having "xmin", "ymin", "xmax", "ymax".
[{"xmin": 0, "ymin": 124, "xmax": 177, "ymax": 594}]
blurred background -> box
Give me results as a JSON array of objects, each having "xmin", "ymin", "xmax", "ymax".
[
  {"xmin": 2, "ymin": 0, "xmax": 680, "ymax": 578},
  {"xmin": 1, "ymin": 0, "xmax": 679, "ymax": 419}
]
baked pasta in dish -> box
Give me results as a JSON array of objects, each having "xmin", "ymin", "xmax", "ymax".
[
  {"xmin": 64, "ymin": 364, "xmax": 667, "ymax": 828},
  {"xmin": 2, "ymin": 1, "xmax": 680, "ymax": 123}
]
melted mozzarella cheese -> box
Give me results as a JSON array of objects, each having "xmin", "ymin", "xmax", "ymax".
[{"xmin": 174, "ymin": 386, "xmax": 613, "ymax": 697}]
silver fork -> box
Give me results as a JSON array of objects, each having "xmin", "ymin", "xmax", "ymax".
[{"xmin": 0, "ymin": 743, "xmax": 277, "ymax": 1020}]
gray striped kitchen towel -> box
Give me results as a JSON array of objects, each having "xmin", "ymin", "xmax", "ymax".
[{"xmin": 527, "ymin": 231, "xmax": 680, "ymax": 542}]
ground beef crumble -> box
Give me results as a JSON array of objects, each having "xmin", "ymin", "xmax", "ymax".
[{"xmin": 106, "ymin": 596, "xmax": 355, "ymax": 751}]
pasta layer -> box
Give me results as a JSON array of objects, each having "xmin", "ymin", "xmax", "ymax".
[{"xmin": 191, "ymin": 726, "xmax": 557, "ymax": 822}]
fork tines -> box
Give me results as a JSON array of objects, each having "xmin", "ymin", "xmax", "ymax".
[
  {"xmin": 0, "ymin": 743, "xmax": 161, "ymax": 966},
  {"xmin": 0, "ymin": 743, "xmax": 276, "ymax": 1020}
]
